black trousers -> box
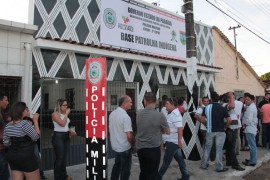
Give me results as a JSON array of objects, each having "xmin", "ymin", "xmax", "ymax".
[
  {"xmin": 52, "ymin": 131, "xmax": 70, "ymax": 180},
  {"xmin": 137, "ymin": 147, "xmax": 161, "ymax": 180},
  {"xmin": 225, "ymin": 129, "xmax": 239, "ymax": 166}
]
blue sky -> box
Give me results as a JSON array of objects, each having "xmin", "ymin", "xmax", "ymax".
[{"xmin": 0, "ymin": 0, "xmax": 269, "ymax": 75}]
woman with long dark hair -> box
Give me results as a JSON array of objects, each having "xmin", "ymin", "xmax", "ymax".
[
  {"xmin": 52, "ymin": 99, "xmax": 76, "ymax": 180},
  {"xmin": 3, "ymin": 102, "xmax": 40, "ymax": 180}
]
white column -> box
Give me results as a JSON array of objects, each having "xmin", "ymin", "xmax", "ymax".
[
  {"xmin": 23, "ymin": 43, "xmax": 32, "ymax": 108},
  {"xmin": 186, "ymin": 56, "xmax": 197, "ymax": 94}
]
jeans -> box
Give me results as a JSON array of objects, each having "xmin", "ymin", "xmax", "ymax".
[
  {"xmin": 111, "ymin": 149, "xmax": 132, "ymax": 180},
  {"xmin": 52, "ymin": 131, "xmax": 70, "ymax": 180},
  {"xmin": 262, "ymin": 123, "xmax": 270, "ymax": 147},
  {"xmin": 245, "ymin": 133, "xmax": 257, "ymax": 164},
  {"xmin": 240, "ymin": 127, "xmax": 249, "ymax": 147},
  {"xmin": 0, "ymin": 149, "xmax": 9, "ymax": 180},
  {"xmin": 200, "ymin": 130, "xmax": 216, "ymax": 161},
  {"xmin": 225, "ymin": 129, "xmax": 239, "ymax": 166},
  {"xmin": 201, "ymin": 132, "xmax": 226, "ymax": 171},
  {"xmin": 157, "ymin": 142, "xmax": 189, "ymax": 180},
  {"xmin": 137, "ymin": 147, "xmax": 161, "ymax": 180}
]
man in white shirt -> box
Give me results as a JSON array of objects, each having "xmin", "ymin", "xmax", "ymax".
[
  {"xmin": 157, "ymin": 98, "xmax": 189, "ymax": 180},
  {"xmin": 109, "ymin": 95, "xmax": 135, "ymax": 180},
  {"xmin": 242, "ymin": 94, "xmax": 258, "ymax": 167},
  {"xmin": 223, "ymin": 92, "xmax": 245, "ymax": 171},
  {"xmin": 195, "ymin": 97, "xmax": 216, "ymax": 162},
  {"xmin": 195, "ymin": 97, "xmax": 210, "ymax": 148}
]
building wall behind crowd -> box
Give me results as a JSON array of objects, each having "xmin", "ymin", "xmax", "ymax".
[
  {"xmin": 31, "ymin": 0, "xmax": 218, "ymax": 110},
  {"xmin": 212, "ymin": 27, "xmax": 265, "ymax": 97},
  {"xmin": 0, "ymin": 19, "xmax": 37, "ymax": 105},
  {"xmin": 31, "ymin": 0, "xmax": 219, "ymax": 169}
]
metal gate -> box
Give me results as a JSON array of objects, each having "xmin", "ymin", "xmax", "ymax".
[
  {"xmin": 0, "ymin": 76, "xmax": 21, "ymax": 106},
  {"xmin": 40, "ymin": 78, "xmax": 86, "ymax": 170},
  {"xmin": 107, "ymin": 81, "xmax": 138, "ymax": 159},
  {"xmin": 40, "ymin": 79, "xmax": 138, "ymax": 169}
]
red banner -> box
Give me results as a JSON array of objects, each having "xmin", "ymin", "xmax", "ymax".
[
  {"xmin": 85, "ymin": 58, "xmax": 107, "ymax": 138},
  {"xmin": 85, "ymin": 58, "xmax": 107, "ymax": 179}
]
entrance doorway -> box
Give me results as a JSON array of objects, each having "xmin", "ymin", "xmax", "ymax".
[
  {"xmin": 0, "ymin": 76, "xmax": 21, "ymax": 106},
  {"xmin": 126, "ymin": 88, "xmax": 136, "ymax": 133},
  {"xmin": 40, "ymin": 78, "xmax": 86, "ymax": 170},
  {"xmin": 107, "ymin": 82, "xmax": 138, "ymax": 159}
]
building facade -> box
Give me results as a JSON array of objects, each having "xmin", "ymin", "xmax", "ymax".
[
  {"xmin": 31, "ymin": 0, "xmax": 220, "ymax": 171},
  {"xmin": 213, "ymin": 26, "xmax": 265, "ymax": 98},
  {"xmin": 0, "ymin": 19, "xmax": 37, "ymax": 106},
  {"xmin": 0, "ymin": 0, "xmax": 265, "ymax": 177}
]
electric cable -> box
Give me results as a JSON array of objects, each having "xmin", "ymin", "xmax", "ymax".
[
  {"xmin": 218, "ymin": 0, "xmax": 270, "ymax": 39},
  {"xmin": 205, "ymin": 0, "xmax": 270, "ymax": 44}
]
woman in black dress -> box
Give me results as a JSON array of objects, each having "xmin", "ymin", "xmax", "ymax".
[{"xmin": 3, "ymin": 102, "xmax": 40, "ymax": 180}]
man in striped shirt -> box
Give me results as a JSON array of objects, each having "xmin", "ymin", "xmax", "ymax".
[{"xmin": 197, "ymin": 92, "xmax": 232, "ymax": 172}]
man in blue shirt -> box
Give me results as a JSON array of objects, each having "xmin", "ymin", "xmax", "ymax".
[{"xmin": 197, "ymin": 92, "xmax": 232, "ymax": 172}]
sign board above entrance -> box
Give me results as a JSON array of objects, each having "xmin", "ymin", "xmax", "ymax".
[{"xmin": 100, "ymin": 0, "xmax": 186, "ymax": 61}]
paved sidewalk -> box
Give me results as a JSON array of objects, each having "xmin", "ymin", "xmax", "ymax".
[{"xmin": 44, "ymin": 147, "xmax": 270, "ymax": 180}]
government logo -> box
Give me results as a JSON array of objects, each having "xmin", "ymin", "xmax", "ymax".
[
  {"xmin": 88, "ymin": 62, "xmax": 102, "ymax": 84},
  {"xmin": 180, "ymin": 31, "xmax": 186, "ymax": 45},
  {"xmin": 103, "ymin": 8, "xmax": 117, "ymax": 29}
]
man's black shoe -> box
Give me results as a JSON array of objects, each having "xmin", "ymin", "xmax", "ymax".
[
  {"xmin": 257, "ymin": 144, "xmax": 262, "ymax": 147},
  {"xmin": 242, "ymin": 161, "xmax": 256, "ymax": 167},
  {"xmin": 217, "ymin": 167, "xmax": 229, "ymax": 172},
  {"xmin": 232, "ymin": 165, "xmax": 245, "ymax": 171}
]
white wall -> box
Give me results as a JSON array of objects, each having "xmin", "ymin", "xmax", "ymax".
[
  {"xmin": 212, "ymin": 29, "xmax": 265, "ymax": 96},
  {"xmin": 0, "ymin": 19, "xmax": 37, "ymax": 105}
]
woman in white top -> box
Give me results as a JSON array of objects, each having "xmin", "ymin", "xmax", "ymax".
[{"xmin": 52, "ymin": 99, "xmax": 76, "ymax": 180}]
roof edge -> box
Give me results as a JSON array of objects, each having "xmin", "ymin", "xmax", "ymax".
[
  {"xmin": 212, "ymin": 26, "xmax": 266, "ymax": 89},
  {"xmin": 0, "ymin": 19, "xmax": 38, "ymax": 34}
]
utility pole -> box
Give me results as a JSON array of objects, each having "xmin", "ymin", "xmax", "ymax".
[
  {"xmin": 182, "ymin": 0, "xmax": 197, "ymax": 111},
  {"xmin": 182, "ymin": 0, "xmax": 200, "ymax": 161},
  {"xmin": 229, "ymin": 24, "xmax": 241, "ymax": 79},
  {"xmin": 182, "ymin": 0, "xmax": 196, "ymax": 58}
]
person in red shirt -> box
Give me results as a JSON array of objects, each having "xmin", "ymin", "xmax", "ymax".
[{"xmin": 260, "ymin": 101, "xmax": 270, "ymax": 148}]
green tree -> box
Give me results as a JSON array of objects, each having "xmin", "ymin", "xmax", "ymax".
[{"xmin": 261, "ymin": 72, "xmax": 270, "ymax": 81}]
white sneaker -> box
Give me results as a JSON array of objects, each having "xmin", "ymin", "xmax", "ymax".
[{"xmin": 208, "ymin": 160, "xmax": 215, "ymax": 165}]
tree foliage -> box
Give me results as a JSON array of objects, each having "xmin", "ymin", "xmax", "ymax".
[{"xmin": 261, "ymin": 72, "xmax": 270, "ymax": 81}]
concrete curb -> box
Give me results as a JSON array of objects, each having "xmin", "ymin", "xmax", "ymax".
[{"xmin": 223, "ymin": 151, "xmax": 270, "ymax": 179}]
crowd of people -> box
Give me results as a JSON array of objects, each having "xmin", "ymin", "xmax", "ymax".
[
  {"xmin": 109, "ymin": 92, "xmax": 189, "ymax": 180},
  {"xmin": 109, "ymin": 91, "xmax": 270, "ymax": 180},
  {"xmin": 1, "ymin": 90, "xmax": 269, "ymax": 180},
  {"xmin": 0, "ymin": 94, "xmax": 76, "ymax": 180}
]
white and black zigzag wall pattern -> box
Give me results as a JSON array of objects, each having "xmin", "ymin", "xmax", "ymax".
[
  {"xmin": 32, "ymin": 48, "xmax": 215, "ymax": 159},
  {"xmin": 33, "ymin": 0, "xmax": 214, "ymax": 65},
  {"xmin": 33, "ymin": 0, "xmax": 215, "ymax": 160}
]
